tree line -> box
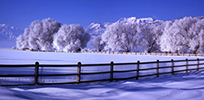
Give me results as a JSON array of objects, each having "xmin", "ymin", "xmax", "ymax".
[{"xmin": 16, "ymin": 16, "xmax": 204, "ymax": 54}]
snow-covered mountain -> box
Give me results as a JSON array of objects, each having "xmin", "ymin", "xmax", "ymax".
[
  {"xmin": 117, "ymin": 17, "xmax": 155, "ymax": 24},
  {"xmin": 85, "ymin": 23, "xmax": 107, "ymax": 36},
  {"xmin": 0, "ymin": 24, "xmax": 23, "ymax": 41},
  {"xmin": 85, "ymin": 17, "xmax": 163, "ymax": 37},
  {"xmin": 0, "ymin": 24, "xmax": 23, "ymax": 48}
]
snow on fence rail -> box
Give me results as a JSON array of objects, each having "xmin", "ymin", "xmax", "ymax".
[{"xmin": 1, "ymin": 58, "xmax": 204, "ymax": 86}]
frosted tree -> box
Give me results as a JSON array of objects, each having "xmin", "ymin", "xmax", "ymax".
[
  {"xmin": 16, "ymin": 18, "xmax": 61, "ymax": 51},
  {"xmin": 140, "ymin": 23, "xmax": 164, "ymax": 53},
  {"xmin": 16, "ymin": 27, "xmax": 29, "ymax": 50},
  {"xmin": 101, "ymin": 22, "xmax": 141, "ymax": 52},
  {"xmin": 160, "ymin": 17, "xmax": 198, "ymax": 53},
  {"xmin": 160, "ymin": 21, "xmax": 174, "ymax": 52},
  {"xmin": 27, "ymin": 20, "xmax": 41, "ymax": 50},
  {"xmin": 91, "ymin": 35, "xmax": 105, "ymax": 51},
  {"xmin": 53, "ymin": 24, "xmax": 90, "ymax": 52},
  {"xmin": 188, "ymin": 19, "xmax": 204, "ymax": 54},
  {"xmin": 16, "ymin": 34, "xmax": 29, "ymax": 50},
  {"xmin": 29, "ymin": 18, "xmax": 61, "ymax": 51}
]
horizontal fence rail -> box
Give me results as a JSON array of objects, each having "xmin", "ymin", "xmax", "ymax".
[{"xmin": 0, "ymin": 58, "xmax": 204, "ymax": 86}]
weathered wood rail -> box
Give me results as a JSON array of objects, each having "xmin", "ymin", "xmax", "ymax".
[{"xmin": 0, "ymin": 58, "xmax": 204, "ymax": 86}]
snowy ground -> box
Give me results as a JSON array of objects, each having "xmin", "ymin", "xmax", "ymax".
[
  {"xmin": 1, "ymin": 49, "xmax": 204, "ymax": 99},
  {"xmin": 1, "ymin": 70, "xmax": 204, "ymax": 100},
  {"xmin": 0, "ymin": 49, "xmax": 202, "ymax": 64}
]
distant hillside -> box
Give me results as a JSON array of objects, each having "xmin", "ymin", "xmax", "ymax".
[
  {"xmin": 85, "ymin": 17, "xmax": 165, "ymax": 36},
  {"xmin": 0, "ymin": 24, "xmax": 23, "ymax": 48}
]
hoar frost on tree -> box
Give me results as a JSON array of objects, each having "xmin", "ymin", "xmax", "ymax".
[
  {"xmin": 91, "ymin": 35, "xmax": 105, "ymax": 51},
  {"xmin": 188, "ymin": 19, "xmax": 204, "ymax": 54},
  {"xmin": 101, "ymin": 22, "xmax": 141, "ymax": 52},
  {"xmin": 15, "ymin": 16, "xmax": 204, "ymax": 54},
  {"xmin": 16, "ymin": 18, "xmax": 61, "ymax": 51},
  {"xmin": 140, "ymin": 23, "xmax": 164, "ymax": 53},
  {"xmin": 53, "ymin": 24, "xmax": 90, "ymax": 52},
  {"xmin": 159, "ymin": 21, "xmax": 174, "ymax": 53},
  {"xmin": 160, "ymin": 17, "xmax": 204, "ymax": 54},
  {"xmin": 16, "ymin": 30, "xmax": 30, "ymax": 50}
]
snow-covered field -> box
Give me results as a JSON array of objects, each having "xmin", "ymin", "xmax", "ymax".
[
  {"xmin": 1, "ymin": 70, "xmax": 204, "ymax": 100},
  {"xmin": 0, "ymin": 49, "xmax": 202, "ymax": 64},
  {"xmin": 1, "ymin": 49, "xmax": 204, "ymax": 100}
]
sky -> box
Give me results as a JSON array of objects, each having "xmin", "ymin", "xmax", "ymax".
[{"xmin": 0, "ymin": 0, "xmax": 204, "ymax": 30}]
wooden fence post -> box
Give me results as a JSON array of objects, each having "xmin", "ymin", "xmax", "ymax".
[
  {"xmin": 34, "ymin": 62, "xmax": 39, "ymax": 85},
  {"xmin": 136, "ymin": 61, "xmax": 140, "ymax": 80},
  {"xmin": 110, "ymin": 61, "xmax": 114, "ymax": 82},
  {"xmin": 197, "ymin": 58, "xmax": 199, "ymax": 71},
  {"xmin": 186, "ymin": 58, "xmax": 188, "ymax": 73},
  {"xmin": 77, "ymin": 62, "xmax": 81, "ymax": 84},
  {"xmin": 171, "ymin": 59, "xmax": 174, "ymax": 75},
  {"xmin": 157, "ymin": 60, "xmax": 159, "ymax": 77}
]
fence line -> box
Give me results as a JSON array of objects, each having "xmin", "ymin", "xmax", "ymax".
[{"xmin": 1, "ymin": 58, "xmax": 204, "ymax": 86}]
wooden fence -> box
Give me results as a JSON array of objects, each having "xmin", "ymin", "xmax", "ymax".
[{"xmin": 1, "ymin": 58, "xmax": 204, "ymax": 86}]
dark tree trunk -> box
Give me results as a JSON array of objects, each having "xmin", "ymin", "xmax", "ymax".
[
  {"xmin": 125, "ymin": 50, "xmax": 130, "ymax": 52},
  {"xmin": 77, "ymin": 48, "xmax": 81, "ymax": 53},
  {"xmin": 147, "ymin": 50, "xmax": 151, "ymax": 53}
]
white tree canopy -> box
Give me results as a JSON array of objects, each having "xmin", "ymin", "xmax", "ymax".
[
  {"xmin": 91, "ymin": 35, "xmax": 105, "ymax": 51},
  {"xmin": 53, "ymin": 24, "xmax": 90, "ymax": 52},
  {"xmin": 160, "ymin": 17, "xmax": 202, "ymax": 54},
  {"xmin": 140, "ymin": 23, "xmax": 164, "ymax": 53},
  {"xmin": 15, "ymin": 16, "xmax": 204, "ymax": 54},
  {"xmin": 16, "ymin": 18, "xmax": 61, "ymax": 51},
  {"xmin": 188, "ymin": 19, "xmax": 204, "ymax": 54},
  {"xmin": 101, "ymin": 22, "xmax": 141, "ymax": 52}
]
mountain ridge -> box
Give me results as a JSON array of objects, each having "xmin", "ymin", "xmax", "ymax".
[
  {"xmin": 0, "ymin": 24, "xmax": 23, "ymax": 41},
  {"xmin": 0, "ymin": 24, "xmax": 23, "ymax": 48}
]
